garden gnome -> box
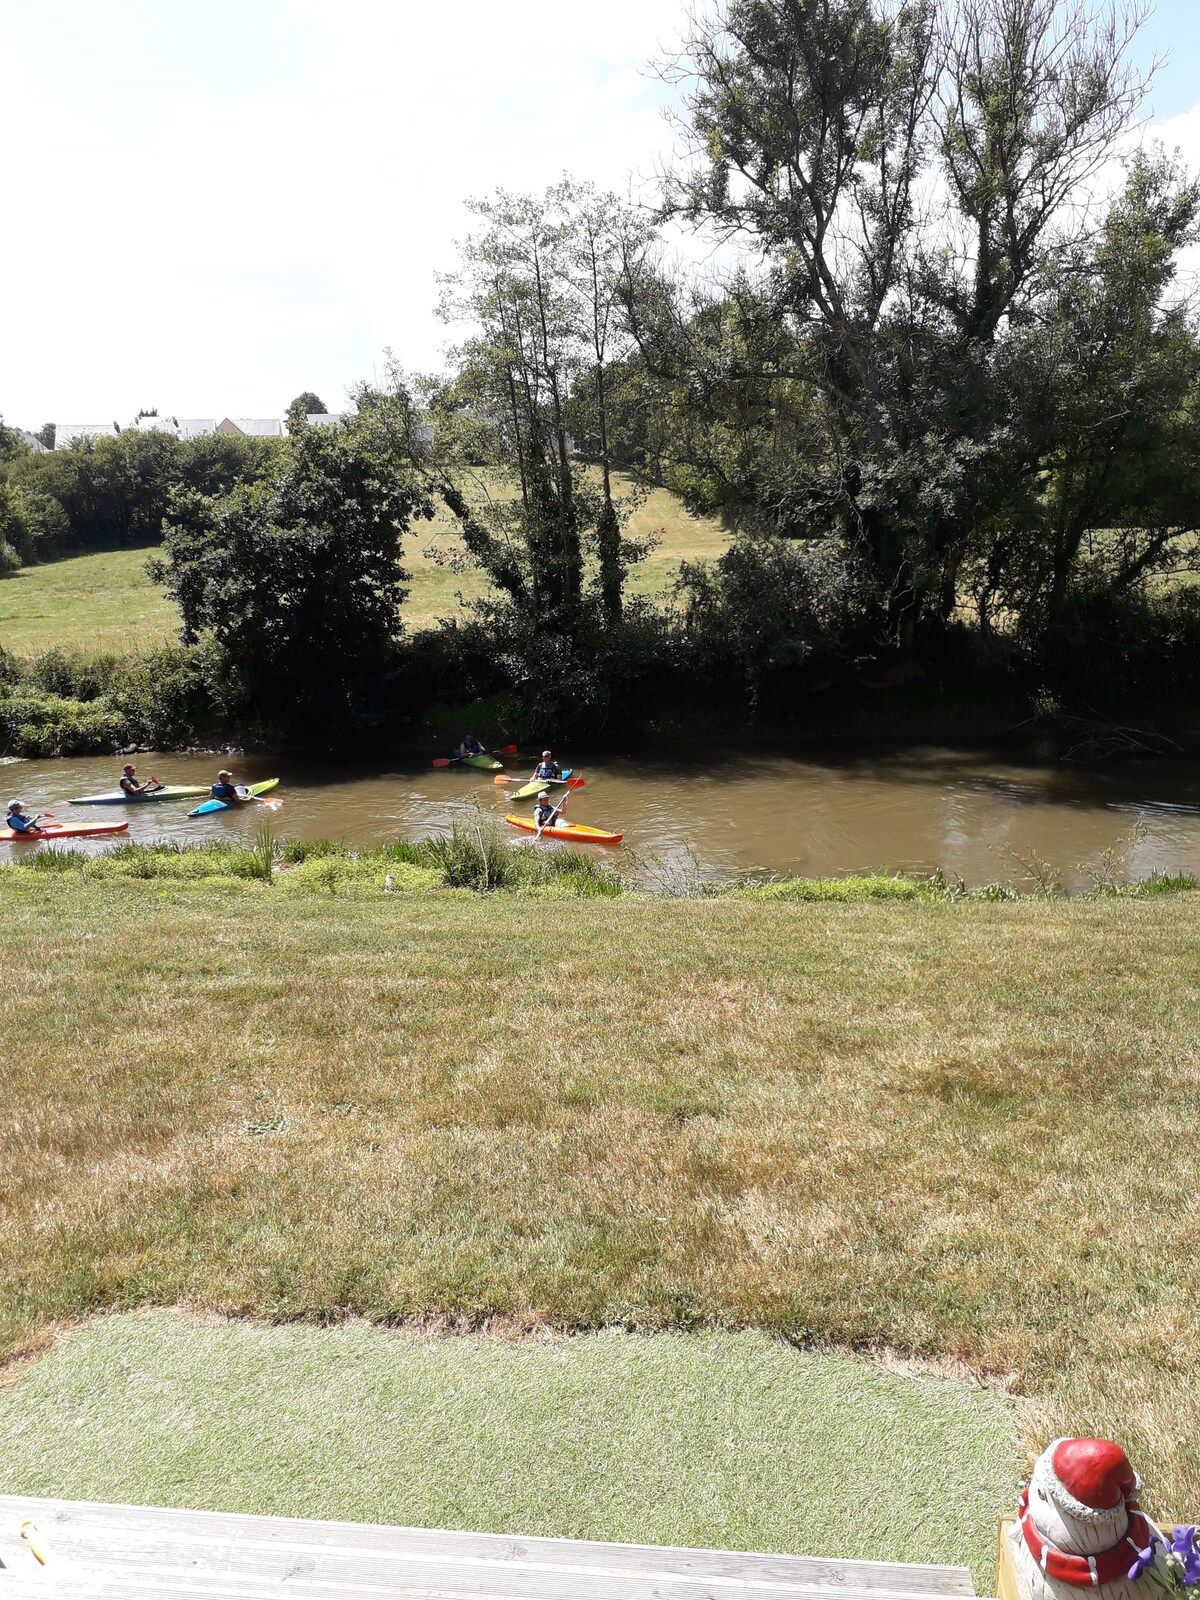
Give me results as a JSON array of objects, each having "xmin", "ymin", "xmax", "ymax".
[{"xmin": 1008, "ymin": 1438, "xmax": 1182, "ymax": 1600}]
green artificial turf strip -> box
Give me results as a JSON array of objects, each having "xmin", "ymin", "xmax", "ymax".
[{"xmin": 0, "ymin": 1311, "xmax": 1017, "ymax": 1586}]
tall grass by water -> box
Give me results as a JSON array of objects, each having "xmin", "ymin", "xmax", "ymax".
[{"xmin": 1, "ymin": 878, "xmax": 1199, "ymax": 1517}]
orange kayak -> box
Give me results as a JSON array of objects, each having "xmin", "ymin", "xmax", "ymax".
[
  {"xmin": 0, "ymin": 820, "xmax": 129, "ymax": 842},
  {"xmin": 505, "ymin": 814, "xmax": 622, "ymax": 845}
]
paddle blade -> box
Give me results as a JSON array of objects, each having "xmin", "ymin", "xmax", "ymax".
[
  {"xmin": 493, "ymin": 775, "xmax": 518, "ymax": 785},
  {"xmin": 431, "ymin": 758, "xmax": 453, "ymax": 768},
  {"xmin": 566, "ymin": 778, "xmax": 586, "ymax": 789},
  {"xmin": 260, "ymin": 799, "xmax": 284, "ymax": 811},
  {"xmin": 500, "ymin": 743, "xmax": 519, "ymax": 754}
]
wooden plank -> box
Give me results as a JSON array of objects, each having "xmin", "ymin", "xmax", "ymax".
[{"xmin": 0, "ymin": 1497, "xmax": 978, "ymax": 1600}]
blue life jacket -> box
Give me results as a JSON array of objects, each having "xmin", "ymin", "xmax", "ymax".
[
  {"xmin": 6, "ymin": 811, "xmax": 37, "ymax": 833},
  {"xmin": 534, "ymin": 803, "xmax": 557, "ymax": 828},
  {"xmin": 211, "ymin": 782, "xmax": 237, "ymax": 802},
  {"xmin": 536, "ymin": 762, "xmax": 560, "ymax": 780}
]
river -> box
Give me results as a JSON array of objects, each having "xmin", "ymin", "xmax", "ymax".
[{"xmin": 5, "ymin": 746, "xmax": 1200, "ymax": 891}]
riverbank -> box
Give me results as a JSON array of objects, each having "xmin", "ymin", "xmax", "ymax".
[{"xmin": 3, "ymin": 877, "xmax": 1199, "ymax": 1514}]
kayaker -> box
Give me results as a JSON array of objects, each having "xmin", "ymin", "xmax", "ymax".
[
  {"xmin": 210, "ymin": 770, "xmax": 251, "ymax": 805},
  {"xmin": 533, "ymin": 791, "xmax": 560, "ymax": 831},
  {"xmin": 119, "ymin": 763, "xmax": 154, "ymax": 797},
  {"xmin": 6, "ymin": 800, "xmax": 44, "ymax": 835},
  {"xmin": 458, "ymin": 733, "xmax": 485, "ymax": 758},
  {"xmin": 533, "ymin": 750, "xmax": 562, "ymax": 782}
]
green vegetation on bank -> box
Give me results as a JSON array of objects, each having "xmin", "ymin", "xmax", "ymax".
[
  {"xmin": 2, "ymin": 878, "xmax": 1199, "ymax": 1516},
  {"xmin": 9, "ymin": 831, "xmax": 1197, "ymax": 900},
  {"xmin": 0, "ymin": 1311, "xmax": 1017, "ymax": 1586}
]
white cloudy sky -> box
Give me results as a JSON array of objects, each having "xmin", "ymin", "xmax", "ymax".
[{"xmin": 1, "ymin": 0, "xmax": 1199, "ymax": 429}]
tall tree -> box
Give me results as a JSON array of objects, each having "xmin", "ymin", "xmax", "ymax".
[
  {"xmin": 433, "ymin": 183, "xmax": 656, "ymax": 635},
  {"xmin": 629, "ymin": 0, "xmax": 1177, "ymax": 659},
  {"xmin": 152, "ymin": 412, "xmax": 431, "ymax": 737},
  {"xmin": 286, "ymin": 391, "xmax": 330, "ymax": 429}
]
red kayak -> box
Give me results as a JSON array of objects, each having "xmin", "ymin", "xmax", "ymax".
[{"xmin": 0, "ymin": 820, "xmax": 130, "ymax": 843}]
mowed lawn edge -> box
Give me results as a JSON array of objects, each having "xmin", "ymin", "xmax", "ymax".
[
  {"xmin": 1, "ymin": 881, "xmax": 1197, "ymax": 1510},
  {"xmin": 0, "ymin": 1310, "xmax": 1018, "ymax": 1586}
]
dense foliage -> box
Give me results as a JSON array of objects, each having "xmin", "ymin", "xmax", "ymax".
[
  {"xmin": 0, "ymin": 427, "xmax": 278, "ymax": 567},
  {"xmin": 151, "ymin": 404, "xmax": 433, "ymax": 738}
]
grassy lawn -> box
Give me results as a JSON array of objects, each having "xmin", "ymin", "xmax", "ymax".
[
  {"xmin": 0, "ymin": 476, "xmax": 727, "ymax": 650},
  {"xmin": 0, "ymin": 1311, "xmax": 1016, "ymax": 1583},
  {"xmin": 1, "ymin": 878, "xmax": 1199, "ymax": 1522},
  {"xmin": 0, "ymin": 546, "xmax": 177, "ymax": 655}
]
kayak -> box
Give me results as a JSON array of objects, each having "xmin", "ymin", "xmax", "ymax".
[
  {"xmin": 505, "ymin": 814, "xmax": 622, "ymax": 845},
  {"xmin": 188, "ymin": 778, "xmax": 280, "ymax": 818},
  {"xmin": 510, "ymin": 767, "xmax": 574, "ymax": 802},
  {"xmin": 456, "ymin": 753, "xmax": 503, "ymax": 771},
  {"xmin": 70, "ymin": 784, "xmax": 209, "ymax": 806},
  {"xmin": 1, "ymin": 820, "xmax": 130, "ymax": 843}
]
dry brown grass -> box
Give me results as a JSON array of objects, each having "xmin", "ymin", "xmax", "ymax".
[{"xmin": 2, "ymin": 878, "xmax": 1198, "ymax": 1511}]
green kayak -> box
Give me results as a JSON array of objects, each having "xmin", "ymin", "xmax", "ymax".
[
  {"xmin": 70, "ymin": 784, "xmax": 210, "ymax": 806},
  {"xmin": 510, "ymin": 768, "xmax": 574, "ymax": 802}
]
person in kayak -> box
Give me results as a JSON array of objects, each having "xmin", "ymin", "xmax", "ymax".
[
  {"xmin": 210, "ymin": 770, "xmax": 251, "ymax": 805},
  {"xmin": 458, "ymin": 733, "xmax": 485, "ymax": 758},
  {"xmin": 6, "ymin": 800, "xmax": 44, "ymax": 834},
  {"xmin": 533, "ymin": 750, "xmax": 562, "ymax": 781},
  {"xmin": 533, "ymin": 791, "xmax": 561, "ymax": 831},
  {"xmin": 119, "ymin": 763, "xmax": 155, "ymax": 797}
]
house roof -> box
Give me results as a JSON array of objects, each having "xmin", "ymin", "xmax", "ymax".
[
  {"xmin": 221, "ymin": 417, "xmax": 284, "ymax": 437},
  {"xmin": 16, "ymin": 430, "xmax": 49, "ymax": 454},
  {"xmin": 54, "ymin": 423, "xmax": 121, "ymax": 446}
]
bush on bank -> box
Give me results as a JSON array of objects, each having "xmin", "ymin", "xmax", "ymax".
[
  {"xmin": 4, "ymin": 832, "xmax": 1196, "ymax": 902},
  {"xmin": 0, "ymin": 641, "xmax": 233, "ymax": 756}
]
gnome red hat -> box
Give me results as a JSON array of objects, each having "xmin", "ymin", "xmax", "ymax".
[{"xmin": 1037, "ymin": 1439, "xmax": 1142, "ymax": 1523}]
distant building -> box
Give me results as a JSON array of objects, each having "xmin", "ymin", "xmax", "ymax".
[
  {"xmin": 15, "ymin": 429, "xmax": 49, "ymax": 455},
  {"xmin": 215, "ymin": 418, "xmax": 285, "ymax": 438},
  {"xmin": 54, "ymin": 423, "xmax": 121, "ymax": 447},
  {"xmin": 49, "ymin": 412, "xmax": 362, "ymax": 447}
]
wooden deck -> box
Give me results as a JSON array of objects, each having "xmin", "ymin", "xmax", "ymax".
[{"xmin": 0, "ymin": 1497, "xmax": 980, "ymax": 1599}]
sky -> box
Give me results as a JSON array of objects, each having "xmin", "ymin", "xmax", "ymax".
[{"xmin": 2, "ymin": 0, "xmax": 1200, "ymax": 430}]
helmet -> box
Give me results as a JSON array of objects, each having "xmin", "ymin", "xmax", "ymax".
[{"xmin": 8, "ymin": 800, "xmax": 21, "ymax": 811}]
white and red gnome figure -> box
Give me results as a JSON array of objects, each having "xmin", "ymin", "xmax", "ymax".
[{"xmin": 1009, "ymin": 1439, "xmax": 1187, "ymax": 1600}]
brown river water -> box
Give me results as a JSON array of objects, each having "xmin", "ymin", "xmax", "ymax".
[{"xmin": 5, "ymin": 746, "xmax": 1200, "ymax": 891}]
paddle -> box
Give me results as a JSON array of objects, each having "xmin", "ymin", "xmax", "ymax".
[
  {"xmin": 431, "ymin": 756, "xmax": 460, "ymax": 768},
  {"xmin": 535, "ymin": 785, "xmax": 571, "ymax": 840},
  {"xmin": 493, "ymin": 775, "xmax": 585, "ymax": 790}
]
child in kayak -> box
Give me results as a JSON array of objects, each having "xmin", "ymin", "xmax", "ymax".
[
  {"xmin": 210, "ymin": 770, "xmax": 251, "ymax": 804},
  {"xmin": 458, "ymin": 733, "xmax": 485, "ymax": 758},
  {"xmin": 6, "ymin": 800, "xmax": 44, "ymax": 834},
  {"xmin": 533, "ymin": 750, "xmax": 562, "ymax": 781},
  {"xmin": 533, "ymin": 792, "xmax": 561, "ymax": 831}
]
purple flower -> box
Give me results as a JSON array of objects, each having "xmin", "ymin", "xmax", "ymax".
[
  {"xmin": 1170, "ymin": 1527, "xmax": 1200, "ymax": 1587},
  {"xmin": 1128, "ymin": 1536, "xmax": 1161, "ymax": 1581}
]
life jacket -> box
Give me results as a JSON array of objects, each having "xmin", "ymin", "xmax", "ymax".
[
  {"xmin": 211, "ymin": 783, "xmax": 237, "ymax": 801},
  {"xmin": 6, "ymin": 812, "xmax": 36, "ymax": 832},
  {"xmin": 536, "ymin": 762, "xmax": 560, "ymax": 780}
]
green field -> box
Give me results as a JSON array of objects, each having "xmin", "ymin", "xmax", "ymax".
[
  {"xmin": 0, "ymin": 479, "xmax": 728, "ymax": 654},
  {"xmin": 0, "ymin": 1311, "xmax": 1016, "ymax": 1584},
  {"xmin": 1, "ymin": 874, "xmax": 1198, "ymax": 1527},
  {"xmin": 0, "ymin": 545, "xmax": 178, "ymax": 654}
]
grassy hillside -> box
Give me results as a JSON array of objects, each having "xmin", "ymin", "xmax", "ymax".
[
  {"xmin": 0, "ymin": 545, "xmax": 177, "ymax": 654},
  {"xmin": 1, "ymin": 875, "xmax": 1198, "ymax": 1520},
  {"xmin": 0, "ymin": 477, "xmax": 728, "ymax": 653}
]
